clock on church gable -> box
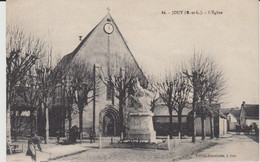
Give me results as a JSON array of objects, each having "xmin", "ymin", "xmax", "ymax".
[{"xmin": 104, "ymin": 23, "xmax": 114, "ymax": 34}]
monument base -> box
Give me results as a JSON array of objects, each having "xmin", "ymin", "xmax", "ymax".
[{"xmin": 125, "ymin": 112, "xmax": 156, "ymax": 143}]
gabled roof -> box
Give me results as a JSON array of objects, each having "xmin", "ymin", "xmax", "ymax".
[
  {"xmin": 186, "ymin": 103, "xmax": 226, "ymax": 118},
  {"xmin": 54, "ymin": 13, "xmax": 148, "ymax": 87},
  {"xmin": 243, "ymin": 104, "xmax": 259, "ymax": 119},
  {"xmin": 211, "ymin": 105, "xmax": 226, "ymax": 119},
  {"xmin": 229, "ymin": 110, "xmax": 241, "ymax": 120},
  {"xmin": 220, "ymin": 108, "xmax": 241, "ymax": 120},
  {"xmin": 220, "ymin": 108, "xmax": 232, "ymax": 116}
]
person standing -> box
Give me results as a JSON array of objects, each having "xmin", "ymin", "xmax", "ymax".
[
  {"xmin": 90, "ymin": 130, "xmax": 95, "ymax": 143},
  {"xmin": 26, "ymin": 132, "xmax": 42, "ymax": 161},
  {"xmin": 56, "ymin": 129, "xmax": 61, "ymax": 144},
  {"xmin": 69, "ymin": 125, "xmax": 79, "ymax": 144}
]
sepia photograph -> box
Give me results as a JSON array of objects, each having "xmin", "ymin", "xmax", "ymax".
[{"xmin": 5, "ymin": 0, "xmax": 259, "ymax": 161}]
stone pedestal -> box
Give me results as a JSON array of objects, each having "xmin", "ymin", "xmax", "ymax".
[{"xmin": 125, "ymin": 111, "xmax": 156, "ymax": 142}]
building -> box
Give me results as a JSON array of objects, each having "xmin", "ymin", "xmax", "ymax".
[
  {"xmin": 51, "ymin": 12, "xmax": 148, "ymax": 137},
  {"xmin": 153, "ymin": 99, "xmax": 227, "ymax": 137},
  {"xmin": 152, "ymin": 98, "xmax": 191, "ymax": 136},
  {"xmin": 240, "ymin": 101, "xmax": 259, "ymax": 129},
  {"xmin": 187, "ymin": 104, "xmax": 227, "ymax": 137},
  {"xmin": 221, "ymin": 108, "xmax": 240, "ymax": 131}
]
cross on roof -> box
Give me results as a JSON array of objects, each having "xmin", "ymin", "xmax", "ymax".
[{"xmin": 106, "ymin": 7, "xmax": 111, "ymax": 13}]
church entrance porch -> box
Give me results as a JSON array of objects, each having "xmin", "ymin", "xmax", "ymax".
[{"xmin": 99, "ymin": 107, "xmax": 119, "ymax": 136}]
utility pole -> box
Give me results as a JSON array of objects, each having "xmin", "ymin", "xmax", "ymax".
[{"xmin": 93, "ymin": 64, "xmax": 96, "ymax": 135}]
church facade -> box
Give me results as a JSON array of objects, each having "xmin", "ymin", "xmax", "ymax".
[{"xmin": 52, "ymin": 12, "xmax": 148, "ymax": 137}]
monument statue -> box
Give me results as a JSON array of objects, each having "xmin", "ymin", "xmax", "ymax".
[
  {"xmin": 125, "ymin": 79, "xmax": 157, "ymax": 142},
  {"xmin": 129, "ymin": 79, "xmax": 154, "ymax": 113}
]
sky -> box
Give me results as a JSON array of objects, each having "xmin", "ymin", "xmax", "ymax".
[{"xmin": 6, "ymin": 0, "xmax": 259, "ymax": 108}]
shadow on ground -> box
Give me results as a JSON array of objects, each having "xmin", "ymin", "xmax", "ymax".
[{"xmin": 245, "ymin": 134, "xmax": 259, "ymax": 143}]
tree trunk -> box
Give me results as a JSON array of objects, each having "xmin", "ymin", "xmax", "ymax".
[
  {"xmin": 169, "ymin": 110, "xmax": 173, "ymax": 139},
  {"xmin": 39, "ymin": 105, "xmax": 45, "ymax": 136},
  {"xmin": 201, "ymin": 99, "xmax": 206, "ymax": 140},
  {"xmin": 14, "ymin": 111, "xmax": 17, "ymax": 142},
  {"xmin": 119, "ymin": 98, "xmax": 125, "ymax": 136},
  {"xmin": 210, "ymin": 114, "xmax": 214, "ymax": 139},
  {"xmin": 201, "ymin": 115, "xmax": 205, "ymax": 140},
  {"xmin": 30, "ymin": 110, "xmax": 34, "ymax": 136},
  {"xmin": 6, "ymin": 85, "xmax": 12, "ymax": 143},
  {"xmin": 79, "ymin": 108, "xmax": 83, "ymax": 134},
  {"xmin": 62, "ymin": 107, "xmax": 66, "ymax": 136},
  {"xmin": 6, "ymin": 105, "xmax": 12, "ymax": 144},
  {"xmin": 192, "ymin": 110, "xmax": 196, "ymax": 143},
  {"xmin": 177, "ymin": 111, "xmax": 182, "ymax": 139},
  {"xmin": 191, "ymin": 96, "xmax": 197, "ymax": 143},
  {"xmin": 35, "ymin": 107, "xmax": 38, "ymax": 136},
  {"xmin": 192, "ymin": 84, "xmax": 198, "ymax": 143},
  {"xmin": 44, "ymin": 103, "xmax": 49, "ymax": 144},
  {"xmin": 68, "ymin": 106, "xmax": 72, "ymax": 130}
]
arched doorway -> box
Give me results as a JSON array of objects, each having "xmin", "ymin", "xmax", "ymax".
[{"xmin": 99, "ymin": 107, "xmax": 119, "ymax": 136}]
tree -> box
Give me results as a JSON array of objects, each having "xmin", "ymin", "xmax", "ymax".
[
  {"xmin": 183, "ymin": 54, "xmax": 209, "ymax": 142},
  {"xmin": 36, "ymin": 62, "xmax": 54, "ymax": 144},
  {"xmin": 68, "ymin": 64, "xmax": 95, "ymax": 134},
  {"xmin": 194, "ymin": 56, "xmax": 226, "ymax": 140},
  {"xmin": 172, "ymin": 73, "xmax": 191, "ymax": 138},
  {"xmin": 12, "ymin": 48, "xmax": 55, "ymax": 144},
  {"xmin": 12, "ymin": 69, "xmax": 39, "ymax": 140},
  {"xmin": 100, "ymin": 61, "xmax": 140, "ymax": 136},
  {"xmin": 205, "ymin": 61, "xmax": 226, "ymax": 139},
  {"xmin": 183, "ymin": 54, "xmax": 226, "ymax": 142},
  {"xmin": 6, "ymin": 26, "xmax": 46, "ymax": 143},
  {"xmin": 154, "ymin": 72, "xmax": 190, "ymax": 139},
  {"xmin": 47, "ymin": 51, "xmax": 73, "ymax": 136},
  {"xmin": 64, "ymin": 85, "xmax": 75, "ymax": 130}
]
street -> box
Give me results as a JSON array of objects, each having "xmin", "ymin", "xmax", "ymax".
[
  {"xmin": 53, "ymin": 133, "xmax": 259, "ymax": 162},
  {"xmin": 6, "ymin": 133, "xmax": 258, "ymax": 161},
  {"xmin": 183, "ymin": 134, "xmax": 259, "ymax": 161}
]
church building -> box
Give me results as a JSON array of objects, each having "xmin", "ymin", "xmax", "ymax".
[{"xmin": 51, "ymin": 11, "xmax": 148, "ymax": 137}]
